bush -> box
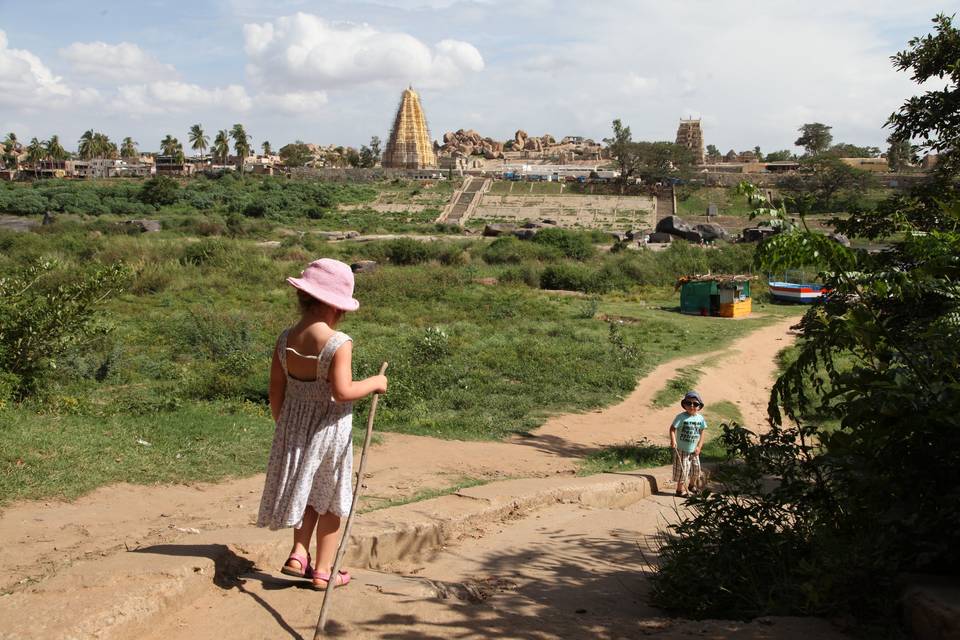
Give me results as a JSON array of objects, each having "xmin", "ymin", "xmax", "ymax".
[
  {"xmin": 384, "ymin": 238, "xmax": 433, "ymax": 265},
  {"xmin": 0, "ymin": 260, "xmax": 127, "ymax": 398},
  {"xmin": 140, "ymin": 176, "xmax": 180, "ymax": 207},
  {"xmin": 531, "ymin": 227, "xmax": 595, "ymax": 260},
  {"xmin": 540, "ymin": 263, "xmax": 610, "ymax": 293},
  {"xmin": 482, "ymin": 236, "xmax": 560, "ymax": 264}
]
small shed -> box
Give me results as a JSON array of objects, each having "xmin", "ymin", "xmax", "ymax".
[{"xmin": 676, "ymin": 275, "xmax": 753, "ymax": 318}]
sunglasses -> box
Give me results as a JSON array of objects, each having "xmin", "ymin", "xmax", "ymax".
[{"xmin": 682, "ymin": 400, "xmax": 702, "ymax": 408}]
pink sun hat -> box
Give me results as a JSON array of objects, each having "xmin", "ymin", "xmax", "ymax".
[{"xmin": 286, "ymin": 258, "xmax": 360, "ymax": 311}]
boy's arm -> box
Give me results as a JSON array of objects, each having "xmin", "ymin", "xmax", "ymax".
[{"xmin": 669, "ymin": 426, "xmax": 678, "ymax": 451}]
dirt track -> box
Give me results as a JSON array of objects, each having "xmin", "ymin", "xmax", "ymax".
[{"xmin": 0, "ymin": 315, "xmax": 831, "ymax": 639}]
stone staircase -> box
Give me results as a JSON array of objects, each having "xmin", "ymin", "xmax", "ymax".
[{"xmin": 438, "ymin": 177, "xmax": 490, "ymax": 226}]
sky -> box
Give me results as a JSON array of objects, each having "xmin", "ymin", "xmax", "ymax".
[{"xmin": 0, "ymin": 0, "xmax": 951, "ymax": 155}]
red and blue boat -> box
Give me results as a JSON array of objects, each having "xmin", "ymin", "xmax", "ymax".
[{"xmin": 768, "ymin": 270, "xmax": 830, "ymax": 303}]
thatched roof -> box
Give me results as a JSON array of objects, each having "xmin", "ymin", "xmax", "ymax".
[{"xmin": 675, "ymin": 274, "xmax": 755, "ymax": 290}]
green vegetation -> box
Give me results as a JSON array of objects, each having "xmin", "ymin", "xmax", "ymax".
[
  {"xmin": 0, "ymin": 219, "xmax": 791, "ymax": 504},
  {"xmin": 653, "ymin": 15, "xmax": 960, "ymax": 630},
  {"xmin": 650, "ymin": 368, "xmax": 703, "ymax": 409}
]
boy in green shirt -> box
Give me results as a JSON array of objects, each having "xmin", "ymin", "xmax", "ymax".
[{"xmin": 670, "ymin": 390, "xmax": 707, "ymax": 497}]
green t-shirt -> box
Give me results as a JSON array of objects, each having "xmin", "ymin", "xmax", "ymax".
[{"xmin": 672, "ymin": 412, "xmax": 707, "ymax": 453}]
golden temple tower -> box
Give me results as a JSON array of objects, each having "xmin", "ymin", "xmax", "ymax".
[{"xmin": 383, "ymin": 86, "xmax": 437, "ymax": 169}]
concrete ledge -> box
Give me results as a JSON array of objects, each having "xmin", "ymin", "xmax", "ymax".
[{"xmin": 0, "ymin": 470, "xmax": 661, "ymax": 640}]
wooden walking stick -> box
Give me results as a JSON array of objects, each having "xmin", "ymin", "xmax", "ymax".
[{"xmin": 314, "ymin": 362, "xmax": 388, "ymax": 638}]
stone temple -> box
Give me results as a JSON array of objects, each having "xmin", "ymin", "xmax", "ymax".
[
  {"xmin": 382, "ymin": 86, "xmax": 437, "ymax": 169},
  {"xmin": 675, "ymin": 118, "xmax": 705, "ymax": 165}
]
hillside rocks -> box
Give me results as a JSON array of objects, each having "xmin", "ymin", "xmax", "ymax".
[
  {"xmin": 655, "ymin": 215, "xmax": 728, "ymax": 243},
  {"xmin": 438, "ymin": 129, "xmax": 505, "ymax": 159}
]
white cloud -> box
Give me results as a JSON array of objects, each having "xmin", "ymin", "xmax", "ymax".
[
  {"xmin": 114, "ymin": 81, "xmax": 252, "ymax": 114},
  {"xmin": 60, "ymin": 41, "xmax": 178, "ymax": 83},
  {"xmin": 242, "ymin": 13, "xmax": 484, "ymax": 91},
  {"xmin": 256, "ymin": 90, "xmax": 329, "ymax": 114},
  {"xmin": 0, "ymin": 30, "xmax": 75, "ymax": 108}
]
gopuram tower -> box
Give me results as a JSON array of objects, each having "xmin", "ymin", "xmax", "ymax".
[
  {"xmin": 675, "ymin": 118, "xmax": 705, "ymax": 165},
  {"xmin": 382, "ymin": 86, "xmax": 437, "ymax": 169}
]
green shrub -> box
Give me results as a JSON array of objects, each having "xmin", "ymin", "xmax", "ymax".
[
  {"xmin": 531, "ymin": 227, "xmax": 595, "ymax": 260},
  {"xmin": 540, "ymin": 262, "xmax": 610, "ymax": 293},
  {"xmin": 0, "ymin": 260, "xmax": 127, "ymax": 398},
  {"xmin": 498, "ymin": 263, "xmax": 540, "ymax": 287},
  {"xmin": 384, "ymin": 238, "xmax": 433, "ymax": 265},
  {"xmin": 140, "ymin": 177, "xmax": 180, "ymax": 207},
  {"xmin": 482, "ymin": 236, "xmax": 560, "ymax": 264}
]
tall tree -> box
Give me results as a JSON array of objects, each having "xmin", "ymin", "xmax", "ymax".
[
  {"xmin": 369, "ymin": 135, "xmax": 382, "ymax": 160},
  {"xmin": 885, "ymin": 134, "xmax": 914, "ymax": 171},
  {"xmin": 77, "ymin": 130, "xmax": 95, "ymax": 160},
  {"xmin": 279, "ymin": 141, "xmax": 313, "ymax": 168},
  {"xmin": 261, "ymin": 140, "xmax": 272, "ymax": 156},
  {"xmin": 120, "ymin": 137, "xmax": 138, "ymax": 159},
  {"xmin": 3, "ymin": 132, "xmax": 20, "ymax": 169},
  {"xmin": 213, "ymin": 130, "xmax": 231, "ymax": 164},
  {"xmin": 887, "ymin": 13, "xmax": 960, "ymax": 174},
  {"xmin": 230, "ymin": 124, "xmax": 250, "ymax": 174},
  {"xmin": 753, "ymin": 145, "xmax": 763, "ymax": 161},
  {"xmin": 603, "ymin": 119, "xmax": 637, "ymax": 189},
  {"xmin": 705, "ymin": 143, "xmax": 720, "ymax": 160},
  {"xmin": 26, "ymin": 137, "xmax": 44, "ymax": 177},
  {"xmin": 160, "ymin": 135, "xmax": 179, "ymax": 156},
  {"xmin": 765, "ymin": 149, "xmax": 794, "ymax": 162},
  {"xmin": 795, "ymin": 122, "xmax": 833, "ymax": 156},
  {"xmin": 46, "ymin": 135, "xmax": 67, "ymax": 162},
  {"xmin": 188, "ymin": 124, "xmax": 209, "ymax": 160}
]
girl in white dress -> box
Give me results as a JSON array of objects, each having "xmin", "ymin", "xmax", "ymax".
[{"xmin": 257, "ymin": 258, "xmax": 387, "ymax": 590}]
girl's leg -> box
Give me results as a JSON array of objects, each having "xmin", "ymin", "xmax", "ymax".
[
  {"xmin": 313, "ymin": 511, "xmax": 343, "ymax": 585},
  {"xmin": 286, "ymin": 506, "xmax": 319, "ymax": 572}
]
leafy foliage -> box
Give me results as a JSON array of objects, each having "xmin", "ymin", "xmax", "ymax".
[
  {"xmin": 0, "ymin": 260, "xmax": 127, "ymax": 399},
  {"xmin": 653, "ymin": 23, "xmax": 960, "ymax": 620}
]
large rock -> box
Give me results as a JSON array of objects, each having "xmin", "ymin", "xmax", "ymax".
[
  {"xmin": 696, "ymin": 223, "xmax": 728, "ymax": 241},
  {"xmin": 647, "ymin": 231, "xmax": 673, "ymax": 244},
  {"xmin": 655, "ymin": 215, "xmax": 693, "ymax": 236},
  {"xmin": 483, "ymin": 223, "xmax": 516, "ymax": 237},
  {"xmin": 443, "ymin": 132, "xmax": 456, "ymax": 144}
]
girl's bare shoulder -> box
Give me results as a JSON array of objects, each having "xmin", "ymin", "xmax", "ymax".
[{"xmin": 288, "ymin": 322, "xmax": 336, "ymax": 353}]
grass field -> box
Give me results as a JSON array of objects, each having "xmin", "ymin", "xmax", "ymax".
[{"xmin": 0, "ymin": 208, "xmax": 804, "ymax": 504}]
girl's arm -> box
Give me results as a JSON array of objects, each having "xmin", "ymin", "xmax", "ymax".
[
  {"xmin": 328, "ymin": 341, "xmax": 388, "ymax": 402},
  {"xmin": 268, "ymin": 340, "xmax": 287, "ymax": 423}
]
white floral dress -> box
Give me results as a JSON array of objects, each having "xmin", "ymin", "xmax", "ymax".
[{"xmin": 257, "ymin": 329, "xmax": 354, "ymax": 530}]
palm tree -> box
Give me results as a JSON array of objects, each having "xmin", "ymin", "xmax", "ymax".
[
  {"xmin": 46, "ymin": 136, "xmax": 67, "ymax": 164},
  {"xmin": 230, "ymin": 124, "xmax": 250, "ymax": 174},
  {"xmin": 213, "ymin": 130, "xmax": 230, "ymax": 165},
  {"xmin": 78, "ymin": 130, "xmax": 94, "ymax": 160},
  {"xmin": 120, "ymin": 137, "xmax": 138, "ymax": 159},
  {"xmin": 261, "ymin": 140, "xmax": 272, "ymax": 156},
  {"xmin": 188, "ymin": 124, "xmax": 208, "ymax": 160},
  {"xmin": 3, "ymin": 132, "xmax": 20, "ymax": 169},
  {"xmin": 26, "ymin": 137, "xmax": 45, "ymax": 178},
  {"xmin": 160, "ymin": 134, "xmax": 179, "ymax": 157}
]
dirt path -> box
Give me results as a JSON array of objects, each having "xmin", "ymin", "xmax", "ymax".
[{"xmin": 0, "ymin": 315, "xmax": 798, "ymax": 609}]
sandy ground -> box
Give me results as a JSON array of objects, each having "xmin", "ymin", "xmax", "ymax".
[{"xmin": 0, "ymin": 315, "xmax": 814, "ymax": 638}]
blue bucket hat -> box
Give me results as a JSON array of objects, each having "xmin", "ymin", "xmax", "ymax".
[{"xmin": 682, "ymin": 390, "xmax": 704, "ymax": 408}]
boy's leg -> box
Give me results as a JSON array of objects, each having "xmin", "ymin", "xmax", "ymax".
[
  {"xmin": 675, "ymin": 453, "xmax": 691, "ymax": 495},
  {"xmin": 688, "ymin": 455, "xmax": 702, "ymax": 493},
  {"xmin": 672, "ymin": 449, "xmax": 685, "ymax": 493}
]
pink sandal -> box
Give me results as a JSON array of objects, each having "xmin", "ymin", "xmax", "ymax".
[
  {"xmin": 280, "ymin": 552, "xmax": 314, "ymax": 579},
  {"xmin": 311, "ymin": 570, "xmax": 351, "ymax": 591}
]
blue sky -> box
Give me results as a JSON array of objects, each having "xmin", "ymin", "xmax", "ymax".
[{"xmin": 0, "ymin": 1, "xmax": 950, "ymax": 154}]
